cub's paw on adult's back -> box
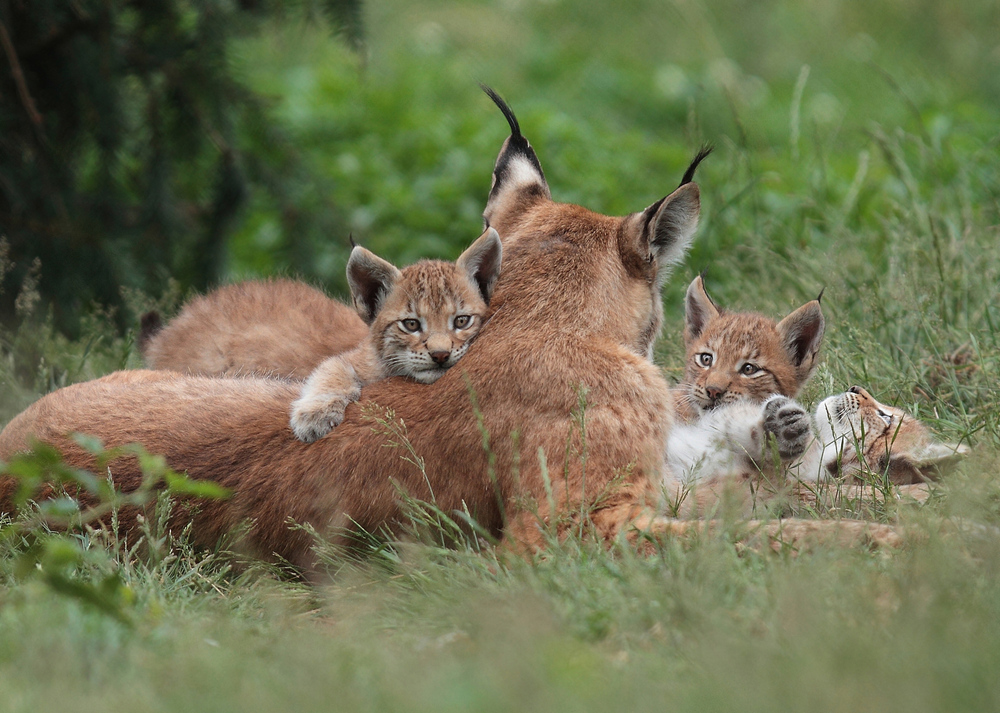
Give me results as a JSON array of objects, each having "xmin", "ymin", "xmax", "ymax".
[{"xmin": 289, "ymin": 383, "xmax": 362, "ymax": 443}]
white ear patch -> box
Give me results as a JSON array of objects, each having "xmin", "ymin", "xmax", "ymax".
[{"xmin": 505, "ymin": 155, "xmax": 546, "ymax": 190}]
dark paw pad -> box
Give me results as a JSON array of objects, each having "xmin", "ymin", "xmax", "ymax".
[{"xmin": 764, "ymin": 397, "xmax": 812, "ymax": 460}]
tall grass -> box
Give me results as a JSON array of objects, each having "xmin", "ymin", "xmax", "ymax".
[{"xmin": 1, "ymin": 0, "xmax": 999, "ymax": 709}]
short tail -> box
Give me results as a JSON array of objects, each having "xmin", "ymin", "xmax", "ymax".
[{"xmin": 137, "ymin": 310, "xmax": 164, "ymax": 358}]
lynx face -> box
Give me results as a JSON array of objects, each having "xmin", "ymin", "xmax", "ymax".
[
  {"xmin": 814, "ymin": 386, "xmax": 968, "ymax": 484},
  {"xmin": 679, "ymin": 275, "xmax": 825, "ymax": 415},
  {"xmin": 371, "ymin": 262, "xmax": 488, "ymax": 383},
  {"xmin": 347, "ymin": 228, "xmax": 502, "ymax": 384}
]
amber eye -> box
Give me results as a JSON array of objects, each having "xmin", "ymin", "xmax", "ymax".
[
  {"xmin": 740, "ymin": 363, "xmax": 760, "ymax": 376},
  {"xmin": 401, "ymin": 318, "xmax": 421, "ymax": 333},
  {"xmin": 453, "ymin": 315, "xmax": 472, "ymax": 329},
  {"xmin": 696, "ymin": 353, "xmax": 713, "ymax": 368}
]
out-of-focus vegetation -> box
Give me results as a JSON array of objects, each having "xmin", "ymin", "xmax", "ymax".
[
  {"xmin": 1, "ymin": 0, "xmax": 1000, "ymax": 710},
  {"xmin": 0, "ymin": 0, "xmax": 361, "ymax": 334}
]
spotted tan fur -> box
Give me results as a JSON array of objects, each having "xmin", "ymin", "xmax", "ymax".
[
  {"xmin": 139, "ymin": 279, "xmax": 368, "ymax": 380},
  {"xmin": 0, "ymin": 90, "xmax": 707, "ymax": 566},
  {"xmin": 674, "ymin": 275, "xmax": 824, "ymax": 420},
  {"xmin": 290, "ymin": 228, "xmax": 502, "ymax": 442}
]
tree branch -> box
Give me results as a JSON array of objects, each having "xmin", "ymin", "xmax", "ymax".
[{"xmin": 0, "ymin": 19, "xmax": 43, "ymax": 127}]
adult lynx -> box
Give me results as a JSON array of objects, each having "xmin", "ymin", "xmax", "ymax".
[
  {"xmin": 0, "ymin": 87, "xmax": 716, "ymax": 565},
  {"xmin": 291, "ymin": 228, "xmax": 501, "ymax": 442}
]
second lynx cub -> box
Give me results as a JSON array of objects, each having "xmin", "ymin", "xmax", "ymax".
[
  {"xmin": 290, "ymin": 228, "xmax": 503, "ymax": 443},
  {"xmin": 669, "ymin": 275, "xmax": 825, "ymax": 476}
]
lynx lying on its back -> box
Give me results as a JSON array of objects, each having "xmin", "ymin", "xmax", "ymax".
[
  {"xmin": 290, "ymin": 227, "xmax": 502, "ymax": 443},
  {"xmin": 666, "ymin": 386, "xmax": 967, "ymax": 494},
  {"xmin": 809, "ymin": 386, "xmax": 967, "ymax": 484}
]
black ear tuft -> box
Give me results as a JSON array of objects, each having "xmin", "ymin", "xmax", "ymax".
[
  {"xmin": 816, "ymin": 287, "xmax": 825, "ymax": 303},
  {"xmin": 480, "ymin": 83, "xmax": 522, "ymax": 137},
  {"xmin": 349, "ymin": 233, "xmax": 358, "ymax": 248},
  {"xmin": 481, "ymin": 85, "xmax": 549, "ymax": 216},
  {"xmin": 679, "ymin": 144, "xmax": 713, "ymax": 187}
]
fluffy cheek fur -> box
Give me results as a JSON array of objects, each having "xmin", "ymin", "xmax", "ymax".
[
  {"xmin": 376, "ymin": 325, "xmax": 480, "ymax": 383},
  {"xmin": 813, "ymin": 393, "xmax": 893, "ymax": 471},
  {"xmin": 687, "ymin": 368, "xmax": 782, "ymax": 413}
]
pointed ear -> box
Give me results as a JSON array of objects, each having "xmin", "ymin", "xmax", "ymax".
[
  {"xmin": 457, "ymin": 227, "xmax": 503, "ymax": 305},
  {"xmin": 636, "ymin": 183, "xmax": 701, "ymax": 284},
  {"xmin": 883, "ymin": 454, "xmax": 927, "ymax": 485},
  {"xmin": 776, "ymin": 299, "xmax": 825, "ymax": 382},
  {"xmin": 912, "ymin": 441, "xmax": 969, "ymax": 469},
  {"xmin": 884, "ymin": 440, "xmax": 967, "ymax": 484},
  {"xmin": 481, "ymin": 86, "xmax": 550, "ymax": 226},
  {"xmin": 684, "ymin": 274, "xmax": 720, "ymax": 344},
  {"xmin": 346, "ymin": 246, "xmax": 403, "ymax": 324}
]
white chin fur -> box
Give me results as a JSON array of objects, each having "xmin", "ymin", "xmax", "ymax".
[
  {"xmin": 814, "ymin": 395, "xmax": 843, "ymax": 441},
  {"xmin": 411, "ymin": 368, "xmax": 447, "ymax": 384}
]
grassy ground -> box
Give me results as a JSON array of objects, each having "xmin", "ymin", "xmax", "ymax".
[{"xmin": 2, "ymin": 0, "xmax": 1000, "ymax": 710}]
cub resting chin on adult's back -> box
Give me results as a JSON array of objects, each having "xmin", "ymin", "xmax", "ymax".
[{"xmin": 290, "ymin": 227, "xmax": 502, "ymax": 443}]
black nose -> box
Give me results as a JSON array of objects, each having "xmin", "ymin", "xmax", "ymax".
[
  {"xmin": 429, "ymin": 350, "xmax": 450, "ymax": 365},
  {"xmin": 848, "ymin": 385, "xmax": 863, "ymax": 395}
]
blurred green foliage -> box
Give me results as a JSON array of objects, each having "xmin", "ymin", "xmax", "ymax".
[{"xmin": 0, "ymin": 0, "xmax": 361, "ymax": 335}]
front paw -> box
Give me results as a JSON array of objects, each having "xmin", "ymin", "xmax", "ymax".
[
  {"xmin": 290, "ymin": 390, "xmax": 357, "ymax": 443},
  {"xmin": 763, "ymin": 396, "xmax": 812, "ymax": 460}
]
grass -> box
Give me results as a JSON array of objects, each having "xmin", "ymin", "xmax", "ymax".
[{"xmin": 2, "ymin": 0, "xmax": 1000, "ymax": 709}]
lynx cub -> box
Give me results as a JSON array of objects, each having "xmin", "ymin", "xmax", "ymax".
[
  {"xmin": 665, "ymin": 278, "xmax": 966, "ymax": 487},
  {"xmin": 668, "ymin": 275, "xmax": 825, "ymax": 477},
  {"xmin": 290, "ymin": 227, "xmax": 502, "ymax": 443}
]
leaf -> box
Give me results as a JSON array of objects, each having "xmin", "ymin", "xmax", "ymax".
[
  {"xmin": 38, "ymin": 496, "xmax": 81, "ymax": 519},
  {"xmin": 164, "ymin": 471, "xmax": 232, "ymax": 500},
  {"xmin": 70, "ymin": 433, "xmax": 105, "ymax": 455}
]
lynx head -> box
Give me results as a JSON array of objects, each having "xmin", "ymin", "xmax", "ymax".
[
  {"xmin": 814, "ymin": 386, "xmax": 968, "ymax": 484},
  {"xmin": 347, "ymin": 227, "xmax": 502, "ymax": 383},
  {"xmin": 681, "ymin": 275, "xmax": 825, "ymax": 414},
  {"xmin": 480, "ymin": 85, "xmax": 708, "ymax": 358}
]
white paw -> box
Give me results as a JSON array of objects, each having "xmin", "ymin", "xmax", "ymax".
[
  {"xmin": 763, "ymin": 395, "xmax": 812, "ymax": 460},
  {"xmin": 289, "ymin": 389, "xmax": 357, "ymax": 443}
]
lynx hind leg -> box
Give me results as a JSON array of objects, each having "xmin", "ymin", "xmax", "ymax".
[
  {"xmin": 290, "ymin": 358, "xmax": 363, "ymax": 443},
  {"xmin": 763, "ymin": 395, "xmax": 812, "ymax": 460}
]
